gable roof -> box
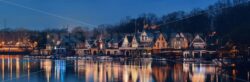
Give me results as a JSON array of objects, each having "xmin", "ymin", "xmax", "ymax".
[
  {"xmin": 152, "ymin": 32, "xmax": 168, "ymax": 43},
  {"xmin": 192, "ymin": 35, "xmax": 205, "ymax": 43},
  {"xmin": 127, "ymin": 35, "xmax": 133, "ymax": 43}
]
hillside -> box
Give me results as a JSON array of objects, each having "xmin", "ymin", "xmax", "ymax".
[{"xmin": 98, "ymin": 0, "xmax": 250, "ymax": 47}]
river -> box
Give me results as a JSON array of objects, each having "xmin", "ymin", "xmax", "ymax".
[{"xmin": 0, "ymin": 55, "xmax": 249, "ymax": 82}]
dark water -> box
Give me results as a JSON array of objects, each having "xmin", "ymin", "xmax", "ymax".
[{"xmin": 0, "ymin": 55, "xmax": 249, "ymax": 82}]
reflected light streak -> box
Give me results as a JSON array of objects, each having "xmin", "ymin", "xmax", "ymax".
[
  {"xmin": 123, "ymin": 65, "xmax": 128, "ymax": 82},
  {"xmin": 27, "ymin": 60, "xmax": 30, "ymax": 81},
  {"xmin": 0, "ymin": 55, "xmax": 241, "ymax": 82},
  {"xmin": 54, "ymin": 60, "xmax": 66, "ymax": 82},
  {"xmin": 1, "ymin": 58, "xmax": 4, "ymax": 80},
  {"xmin": 16, "ymin": 58, "xmax": 20, "ymax": 79},
  {"xmin": 192, "ymin": 73, "xmax": 205, "ymax": 82},
  {"xmin": 93, "ymin": 63, "xmax": 98, "ymax": 82},
  {"xmin": 41, "ymin": 60, "xmax": 52, "ymax": 82},
  {"xmin": 232, "ymin": 69, "xmax": 236, "ymax": 80},
  {"xmin": 248, "ymin": 72, "xmax": 249, "ymax": 81},
  {"xmin": 10, "ymin": 58, "xmax": 12, "ymax": 80}
]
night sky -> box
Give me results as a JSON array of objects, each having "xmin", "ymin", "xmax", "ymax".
[{"xmin": 0, "ymin": 0, "xmax": 217, "ymax": 30}]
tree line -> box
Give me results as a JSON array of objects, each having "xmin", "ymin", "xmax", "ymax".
[
  {"xmin": 97, "ymin": 0, "xmax": 250, "ymax": 47},
  {"xmin": 1, "ymin": 0, "xmax": 250, "ymax": 49}
]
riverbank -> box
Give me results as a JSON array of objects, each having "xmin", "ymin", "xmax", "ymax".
[{"xmin": 23, "ymin": 54, "xmax": 250, "ymax": 63}]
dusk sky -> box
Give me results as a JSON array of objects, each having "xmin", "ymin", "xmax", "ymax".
[{"xmin": 0, "ymin": 0, "xmax": 217, "ymax": 30}]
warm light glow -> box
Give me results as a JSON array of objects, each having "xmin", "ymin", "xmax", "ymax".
[
  {"xmin": 2, "ymin": 58, "xmax": 5, "ymax": 80},
  {"xmin": 192, "ymin": 73, "xmax": 205, "ymax": 82},
  {"xmin": 16, "ymin": 58, "xmax": 20, "ymax": 79},
  {"xmin": 41, "ymin": 60, "xmax": 52, "ymax": 82},
  {"xmin": 0, "ymin": 56, "xmax": 242, "ymax": 82}
]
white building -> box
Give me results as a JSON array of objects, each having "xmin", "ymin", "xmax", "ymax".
[
  {"xmin": 131, "ymin": 35, "xmax": 139, "ymax": 48},
  {"xmin": 121, "ymin": 35, "xmax": 129, "ymax": 48},
  {"xmin": 139, "ymin": 30, "xmax": 153, "ymax": 43},
  {"xmin": 84, "ymin": 40, "xmax": 91, "ymax": 49},
  {"xmin": 190, "ymin": 35, "xmax": 206, "ymax": 49}
]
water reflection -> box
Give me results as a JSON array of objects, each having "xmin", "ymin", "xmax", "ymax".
[
  {"xmin": 40, "ymin": 60, "xmax": 52, "ymax": 82},
  {"xmin": 0, "ymin": 55, "xmax": 249, "ymax": 82},
  {"xmin": 54, "ymin": 60, "xmax": 66, "ymax": 82}
]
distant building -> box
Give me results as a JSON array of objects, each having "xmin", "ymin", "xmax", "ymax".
[
  {"xmin": 118, "ymin": 34, "xmax": 139, "ymax": 48},
  {"xmin": 190, "ymin": 35, "xmax": 206, "ymax": 49},
  {"xmin": 139, "ymin": 30, "xmax": 153, "ymax": 43},
  {"xmin": 170, "ymin": 33, "xmax": 189, "ymax": 49},
  {"xmin": 97, "ymin": 36, "xmax": 104, "ymax": 49},
  {"xmin": 152, "ymin": 33, "xmax": 168, "ymax": 54},
  {"xmin": 206, "ymin": 32, "xmax": 219, "ymax": 50},
  {"xmin": 119, "ymin": 33, "xmax": 150, "ymax": 56},
  {"xmin": 138, "ymin": 30, "xmax": 154, "ymax": 48},
  {"xmin": 40, "ymin": 33, "xmax": 60, "ymax": 55},
  {"xmin": 105, "ymin": 38, "xmax": 120, "ymax": 55},
  {"xmin": 121, "ymin": 35, "xmax": 130, "ymax": 48},
  {"xmin": 152, "ymin": 33, "xmax": 168, "ymax": 49},
  {"xmin": 54, "ymin": 46, "xmax": 67, "ymax": 55},
  {"xmin": 75, "ymin": 40, "xmax": 91, "ymax": 56},
  {"xmin": 71, "ymin": 30, "xmax": 214, "ymax": 56},
  {"xmin": 84, "ymin": 40, "xmax": 91, "ymax": 49},
  {"xmin": 106, "ymin": 38, "xmax": 120, "ymax": 49},
  {"xmin": 89, "ymin": 36, "xmax": 105, "ymax": 55},
  {"xmin": 131, "ymin": 35, "xmax": 139, "ymax": 48}
]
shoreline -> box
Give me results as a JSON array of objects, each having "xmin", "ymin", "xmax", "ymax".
[{"xmin": 21, "ymin": 55, "xmax": 250, "ymax": 63}]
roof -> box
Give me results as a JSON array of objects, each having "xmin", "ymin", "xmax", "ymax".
[
  {"xmin": 192, "ymin": 35, "xmax": 205, "ymax": 43},
  {"xmin": 88, "ymin": 40, "xmax": 97, "ymax": 48},
  {"xmin": 127, "ymin": 35, "xmax": 133, "ymax": 43},
  {"xmin": 152, "ymin": 32, "xmax": 168, "ymax": 43},
  {"xmin": 188, "ymin": 34, "xmax": 206, "ymax": 48}
]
